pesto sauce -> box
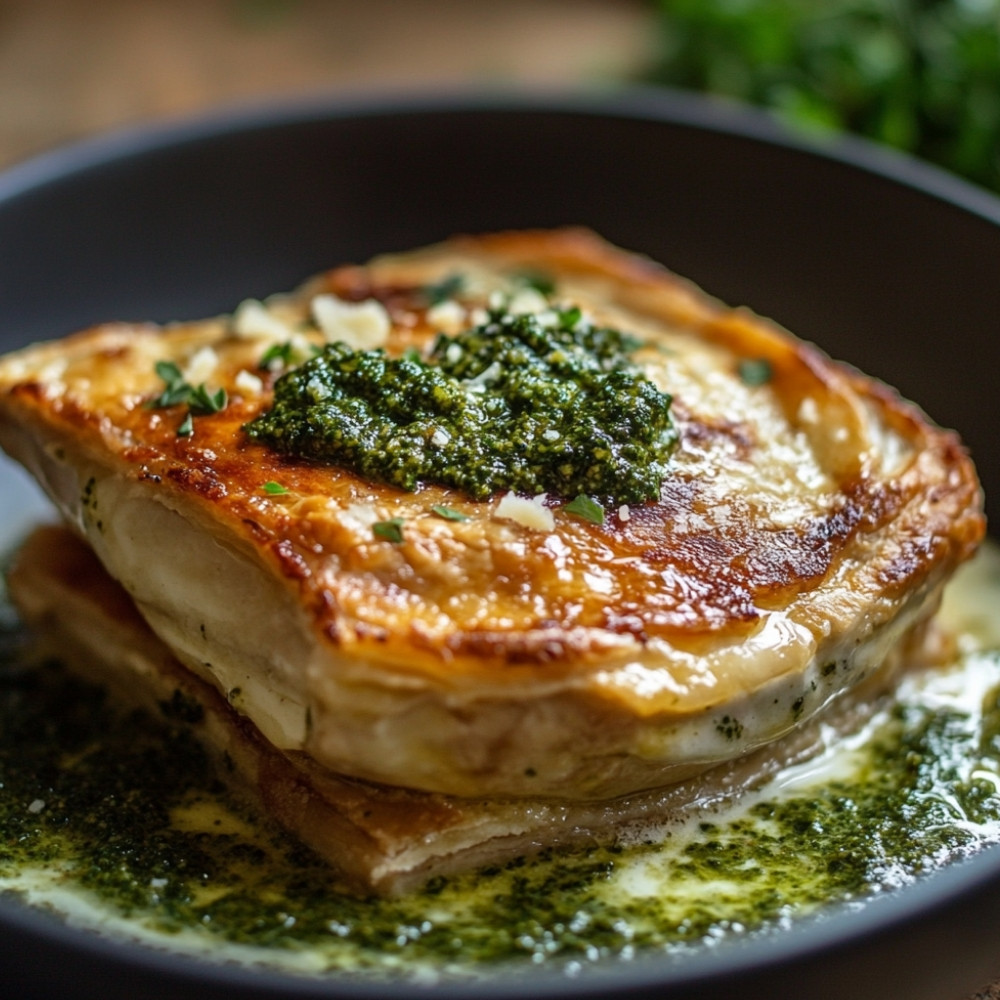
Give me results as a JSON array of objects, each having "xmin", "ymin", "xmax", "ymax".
[
  {"xmin": 2, "ymin": 596, "xmax": 1000, "ymax": 978},
  {"xmin": 245, "ymin": 309, "xmax": 678, "ymax": 504}
]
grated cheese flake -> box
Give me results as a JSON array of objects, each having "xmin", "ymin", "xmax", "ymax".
[
  {"xmin": 311, "ymin": 295, "xmax": 390, "ymax": 351},
  {"xmin": 184, "ymin": 346, "xmax": 219, "ymax": 385},
  {"xmin": 232, "ymin": 299, "xmax": 295, "ymax": 341},
  {"xmin": 494, "ymin": 492, "xmax": 554, "ymax": 532},
  {"xmin": 426, "ymin": 299, "xmax": 466, "ymax": 332},
  {"xmin": 234, "ymin": 369, "xmax": 264, "ymax": 396}
]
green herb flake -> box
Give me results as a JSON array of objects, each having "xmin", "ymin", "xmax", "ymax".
[
  {"xmin": 259, "ymin": 342, "xmax": 295, "ymax": 370},
  {"xmin": 372, "ymin": 517, "xmax": 405, "ymax": 543},
  {"xmin": 147, "ymin": 359, "xmax": 229, "ymax": 432},
  {"xmin": 564, "ymin": 494, "xmax": 605, "ymax": 525},
  {"xmin": 556, "ymin": 305, "xmax": 582, "ymax": 329},
  {"xmin": 738, "ymin": 358, "xmax": 773, "ymax": 387},
  {"xmin": 262, "ymin": 481, "xmax": 288, "ymax": 495},
  {"xmin": 422, "ymin": 273, "xmax": 465, "ymax": 306},
  {"xmin": 154, "ymin": 360, "xmax": 185, "ymax": 386},
  {"xmin": 189, "ymin": 384, "xmax": 228, "ymax": 415},
  {"xmin": 430, "ymin": 505, "xmax": 469, "ymax": 522},
  {"xmin": 513, "ymin": 270, "xmax": 556, "ymax": 297}
]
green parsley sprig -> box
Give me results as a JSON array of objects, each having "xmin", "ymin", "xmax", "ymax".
[
  {"xmin": 147, "ymin": 360, "xmax": 228, "ymax": 436},
  {"xmin": 431, "ymin": 505, "xmax": 470, "ymax": 522},
  {"xmin": 737, "ymin": 358, "xmax": 773, "ymax": 387},
  {"xmin": 372, "ymin": 517, "xmax": 405, "ymax": 543},
  {"xmin": 563, "ymin": 494, "xmax": 605, "ymax": 525}
]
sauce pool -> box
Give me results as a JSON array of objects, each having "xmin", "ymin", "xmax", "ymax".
[{"xmin": 2, "ymin": 544, "xmax": 1000, "ymax": 981}]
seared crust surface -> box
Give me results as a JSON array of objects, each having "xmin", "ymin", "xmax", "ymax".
[
  {"xmin": 0, "ymin": 230, "xmax": 984, "ymax": 798},
  {"xmin": 8, "ymin": 525, "xmax": 882, "ymax": 896}
]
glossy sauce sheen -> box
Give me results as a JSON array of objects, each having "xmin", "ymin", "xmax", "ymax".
[
  {"xmin": 1, "ymin": 547, "xmax": 1000, "ymax": 979},
  {"xmin": 0, "ymin": 230, "xmax": 984, "ymax": 804}
]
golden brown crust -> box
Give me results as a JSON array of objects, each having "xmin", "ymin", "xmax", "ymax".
[
  {"xmin": 9, "ymin": 524, "xmax": 886, "ymax": 895},
  {"xmin": 0, "ymin": 229, "xmax": 985, "ymax": 799}
]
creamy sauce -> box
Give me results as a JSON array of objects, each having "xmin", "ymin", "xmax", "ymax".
[{"xmin": 2, "ymin": 543, "xmax": 1000, "ymax": 982}]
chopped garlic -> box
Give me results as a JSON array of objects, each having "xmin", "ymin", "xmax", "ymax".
[
  {"xmin": 506, "ymin": 287, "xmax": 549, "ymax": 316},
  {"xmin": 618, "ymin": 504, "xmax": 631, "ymax": 522},
  {"xmin": 495, "ymin": 492, "xmax": 554, "ymax": 532},
  {"xmin": 426, "ymin": 299, "xmax": 466, "ymax": 332},
  {"xmin": 184, "ymin": 346, "xmax": 219, "ymax": 384},
  {"xmin": 311, "ymin": 295, "xmax": 390, "ymax": 350},
  {"xmin": 798, "ymin": 397, "xmax": 819, "ymax": 424},
  {"xmin": 232, "ymin": 299, "xmax": 295, "ymax": 340},
  {"xmin": 234, "ymin": 369, "xmax": 264, "ymax": 396},
  {"xmin": 336, "ymin": 502, "xmax": 380, "ymax": 535}
]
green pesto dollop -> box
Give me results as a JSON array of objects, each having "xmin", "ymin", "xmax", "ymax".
[{"xmin": 244, "ymin": 308, "xmax": 677, "ymax": 504}]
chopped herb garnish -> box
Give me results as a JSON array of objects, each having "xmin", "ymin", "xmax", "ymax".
[
  {"xmin": 262, "ymin": 481, "xmax": 289, "ymax": 495},
  {"xmin": 372, "ymin": 517, "xmax": 405, "ymax": 543},
  {"xmin": 189, "ymin": 384, "xmax": 228, "ymax": 415},
  {"xmin": 513, "ymin": 270, "xmax": 556, "ymax": 297},
  {"xmin": 148, "ymin": 361, "xmax": 192, "ymax": 408},
  {"xmin": 259, "ymin": 342, "xmax": 295, "ymax": 370},
  {"xmin": 556, "ymin": 305, "xmax": 583, "ymax": 328},
  {"xmin": 738, "ymin": 358, "xmax": 773, "ymax": 387},
  {"xmin": 430, "ymin": 505, "xmax": 469, "ymax": 522},
  {"xmin": 259, "ymin": 339, "xmax": 320, "ymax": 371},
  {"xmin": 147, "ymin": 359, "xmax": 228, "ymax": 436},
  {"xmin": 564, "ymin": 494, "xmax": 605, "ymax": 525},
  {"xmin": 422, "ymin": 273, "xmax": 465, "ymax": 306},
  {"xmin": 155, "ymin": 360, "xmax": 184, "ymax": 385}
]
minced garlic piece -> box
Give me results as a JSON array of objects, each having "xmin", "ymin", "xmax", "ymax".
[
  {"xmin": 426, "ymin": 299, "xmax": 466, "ymax": 332},
  {"xmin": 311, "ymin": 295, "xmax": 390, "ymax": 351},
  {"xmin": 184, "ymin": 346, "xmax": 219, "ymax": 385},
  {"xmin": 232, "ymin": 299, "xmax": 296, "ymax": 341},
  {"xmin": 234, "ymin": 369, "xmax": 264, "ymax": 396},
  {"xmin": 494, "ymin": 492, "xmax": 554, "ymax": 532},
  {"xmin": 506, "ymin": 287, "xmax": 550, "ymax": 316}
]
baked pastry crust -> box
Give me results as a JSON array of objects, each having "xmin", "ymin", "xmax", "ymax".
[
  {"xmin": 7, "ymin": 524, "xmax": 885, "ymax": 896},
  {"xmin": 0, "ymin": 229, "xmax": 984, "ymax": 799}
]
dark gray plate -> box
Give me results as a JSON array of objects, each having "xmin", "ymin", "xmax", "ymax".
[{"xmin": 1, "ymin": 90, "xmax": 1000, "ymax": 1000}]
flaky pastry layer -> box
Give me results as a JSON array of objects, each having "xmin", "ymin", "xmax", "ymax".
[
  {"xmin": 9, "ymin": 525, "xmax": 892, "ymax": 895},
  {"xmin": 0, "ymin": 230, "xmax": 984, "ymax": 798}
]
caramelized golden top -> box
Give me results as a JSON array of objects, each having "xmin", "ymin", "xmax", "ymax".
[{"xmin": 0, "ymin": 230, "xmax": 984, "ymax": 693}]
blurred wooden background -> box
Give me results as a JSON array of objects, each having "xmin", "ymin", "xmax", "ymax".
[{"xmin": 0, "ymin": 0, "xmax": 652, "ymax": 169}]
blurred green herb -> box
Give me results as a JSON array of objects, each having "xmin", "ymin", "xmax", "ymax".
[
  {"xmin": 147, "ymin": 359, "xmax": 227, "ymax": 438},
  {"xmin": 564, "ymin": 494, "xmax": 606, "ymax": 525},
  {"xmin": 738, "ymin": 358, "xmax": 773, "ymax": 386},
  {"xmin": 372, "ymin": 517, "xmax": 405, "ymax": 543},
  {"xmin": 648, "ymin": 0, "xmax": 1000, "ymax": 191},
  {"xmin": 422, "ymin": 273, "xmax": 466, "ymax": 306},
  {"xmin": 430, "ymin": 505, "xmax": 470, "ymax": 522}
]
